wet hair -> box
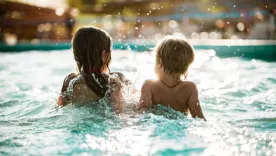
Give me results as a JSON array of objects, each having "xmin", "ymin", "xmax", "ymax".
[
  {"xmin": 72, "ymin": 26, "xmax": 112, "ymax": 97},
  {"xmin": 155, "ymin": 35, "xmax": 194, "ymax": 79}
]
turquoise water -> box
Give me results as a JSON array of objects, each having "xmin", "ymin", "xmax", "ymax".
[{"xmin": 0, "ymin": 50, "xmax": 276, "ymax": 155}]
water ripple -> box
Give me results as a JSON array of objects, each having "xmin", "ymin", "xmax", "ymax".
[{"xmin": 0, "ymin": 50, "xmax": 276, "ymax": 155}]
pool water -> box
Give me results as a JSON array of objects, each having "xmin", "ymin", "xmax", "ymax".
[{"xmin": 0, "ymin": 50, "xmax": 276, "ymax": 155}]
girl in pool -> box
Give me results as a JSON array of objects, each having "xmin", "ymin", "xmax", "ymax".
[
  {"xmin": 138, "ymin": 36, "xmax": 206, "ymax": 120},
  {"xmin": 57, "ymin": 26, "xmax": 127, "ymax": 111}
]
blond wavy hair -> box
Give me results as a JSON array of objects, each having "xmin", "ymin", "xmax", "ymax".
[{"xmin": 155, "ymin": 35, "xmax": 194, "ymax": 79}]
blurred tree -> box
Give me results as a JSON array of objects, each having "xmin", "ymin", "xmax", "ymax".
[
  {"xmin": 97, "ymin": 0, "xmax": 110, "ymax": 4},
  {"xmin": 66, "ymin": 0, "xmax": 249, "ymax": 16},
  {"xmin": 67, "ymin": 0, "xmax": 84, "ymax": 9},
  {"xmin": 67, "ymin": 0, "xmax": 98, "ymax": 9}
]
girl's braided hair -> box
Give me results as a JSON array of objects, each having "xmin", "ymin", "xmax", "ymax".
[{"xmin": 72, "ymin": 26, "xmax": 112, "ymax": 97}]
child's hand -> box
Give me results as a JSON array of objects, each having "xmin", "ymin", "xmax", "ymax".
[{"xmin": 108, "ymin": 75, "xmax": 124, "ymax": 113}]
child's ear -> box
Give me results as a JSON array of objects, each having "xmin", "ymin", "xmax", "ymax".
[
  {"xmin": 102, "ymin": 50, "xmax": 108, "ymax": 63},
  {"xmin": 158, "ymin": 63, "xmax": 163, "ymax": 68},
  {"xmin": 158, "ymin": 58, "xmax": 163, "ymax": 67}
]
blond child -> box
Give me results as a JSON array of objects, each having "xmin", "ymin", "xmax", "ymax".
[{"xmin": 139, "ymin": 36, "xmax": 206, "ymax": 120}]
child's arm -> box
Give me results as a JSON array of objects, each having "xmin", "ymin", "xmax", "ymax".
[
  {"xmin": 112, "ymin": 72, "xmax": 132, "ymax": 86},
  {"xmin": 109, "ymin": 84, "xmax": 123, "ymax": 113},
  {"xmin": 108, "ymin": 74, "xmax": 125, "ymax": 113},
  {"xmin": 138, "ymin": 80, "xmax": 153, "ymax": 110},
  {"xmin": 57, "ymin": 73, "xmax": 76, "ymax": 106},
  {"xmin": 188, "ymin": 83, "xmax": 206, "ymax": 121}
]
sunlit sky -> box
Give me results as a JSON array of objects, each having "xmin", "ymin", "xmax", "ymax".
[{"xmin": 9, "ymin": 0, "xmax": 67, "ymax": 8}]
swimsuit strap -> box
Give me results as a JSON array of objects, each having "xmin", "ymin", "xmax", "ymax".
[{"xmin": 160, "ymin": 80, "xmax": 180, "ymax": 88}]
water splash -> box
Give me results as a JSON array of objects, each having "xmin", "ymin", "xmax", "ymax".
[{"xmin": 0, "ymin": 50, "xmax": 276, "ymax": 155}]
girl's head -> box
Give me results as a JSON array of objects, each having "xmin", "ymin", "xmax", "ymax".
[
  {"xmin": 72, "ymin": 26, "xmax": 112, "ymax": 97},
  {"xmin": 72, "ymin": 26, "xmax": 112, "ymax": 74},
  {"xmin": 155, "ymin": 35, "xmax": 194, "ymax": 79}
]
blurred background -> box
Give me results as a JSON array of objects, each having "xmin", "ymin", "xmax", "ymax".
[{"xmin": 0, "ymin": 0, "xmax": 276, "ymax": 46}]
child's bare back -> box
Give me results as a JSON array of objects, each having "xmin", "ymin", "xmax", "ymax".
[
  {"xmin": 140, "ymin": 80, "xmax": 204, "ymax": 119},
  {"xmin": 139, "ymin": 35, "xmax": 206, "ymax": 120}
]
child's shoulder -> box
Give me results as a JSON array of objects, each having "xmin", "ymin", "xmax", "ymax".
[
  {"xmin": 178, "ymin": 80, "xmax": 198, "ymax": 92},
  {"xmin": 110, "ymin": 72, "xmax": 126, "ymax": 82},
  {"xmin": 142, "ymin": 79, "xmax": 197, "ymax": 87},
  {"xmin": 142, "ymin": 79, "xmax": 156, "ymax": 86},
  {"xmin": 61, "ymin": 73, "xmax": 78, "ymax": 92},
  {"xmin": 180, "ymin": 80, "xmax": 197, "ymax": 87},
  {"xmin": 141, "ymin": 79, "xmax": 158, "ymax": 91}
]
